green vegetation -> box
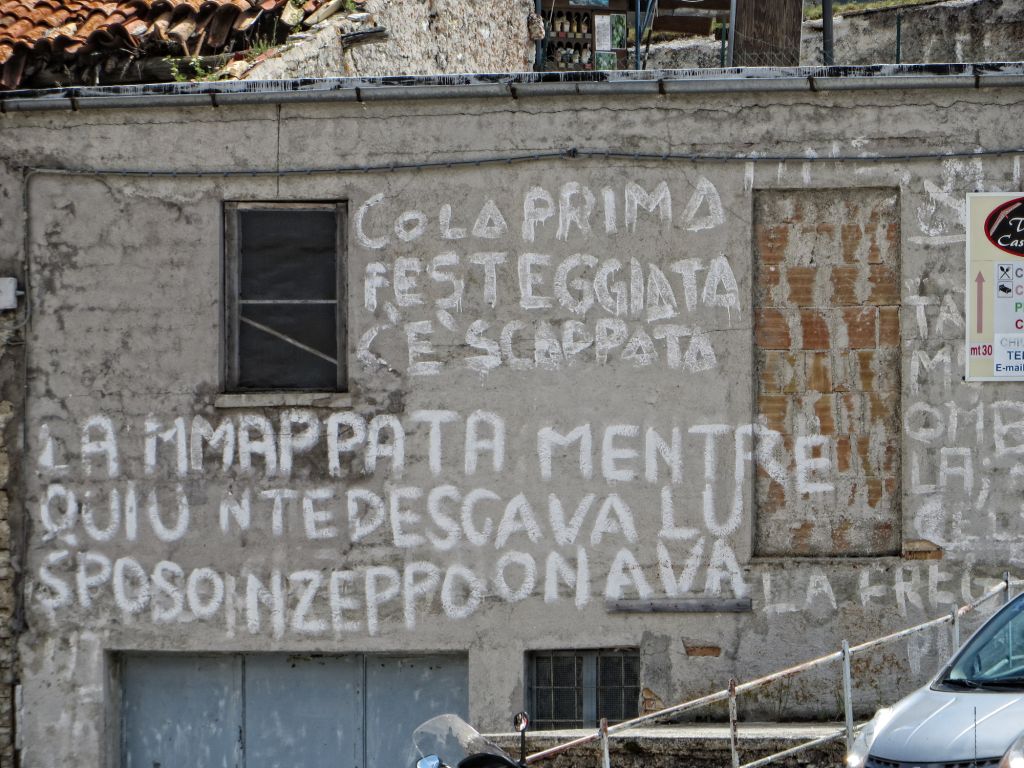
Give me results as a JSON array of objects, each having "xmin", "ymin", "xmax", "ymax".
[
  {"xmin": 167, "ymin": 56, "xmax": 219, "ymax": 82},
  {"xmin": 243, "ymin": 17, "xmax": 283, "ymax": 62},
  {"xmin": 245, "ymin": 37, "xmax": 278, "ymax": 61},
  {"xmin": 804, "ymin": 0, "xmax": 939, "ymax": 20}
]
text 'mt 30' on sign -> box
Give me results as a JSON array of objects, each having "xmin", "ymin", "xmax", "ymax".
[{"xmin": 967, "ymin": 193, "xmax": 1024, "ymax": 381}]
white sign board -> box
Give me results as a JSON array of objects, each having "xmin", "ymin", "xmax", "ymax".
[{"xmin": 966, "ymin": 193, "xmax": 1024, "ymax": 381}]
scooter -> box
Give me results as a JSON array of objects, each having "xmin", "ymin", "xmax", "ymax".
[{"xmin": 413, "ymin": 712, "xmax": 530, "ymax": 768}]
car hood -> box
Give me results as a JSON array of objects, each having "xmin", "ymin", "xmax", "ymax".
[{"xmin": 871, "ymin": 686, "xmax": 1024, "ymax": 762}]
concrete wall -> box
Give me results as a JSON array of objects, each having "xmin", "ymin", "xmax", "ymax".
[{"xmin": 0, "ymin": 74, "xmax": 1023, "ymax": 765}]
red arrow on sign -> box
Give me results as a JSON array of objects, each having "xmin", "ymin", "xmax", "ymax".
[{"xmin": 976, "ymin": 271, "xmax": 985, "ymax": 334}]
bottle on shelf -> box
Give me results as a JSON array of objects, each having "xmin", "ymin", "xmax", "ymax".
[{"xmin": 581, "ymin": 13, "xmax": 590, "ymax": 35}]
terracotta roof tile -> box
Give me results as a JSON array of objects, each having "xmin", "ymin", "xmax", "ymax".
[
  {"xmin": 0, "ymin": 0, "xmax": 333, "ymax": 87},
  {"xmin": 1, "ymin": 43, "xmax": 24, "ymax": 86},
  {"xmin": 32, "ymin": 6, "xmax": 65, "ymax": 22},
  {"xmin": 76, "ymin": 11, "xmax": 110, "ymax": 35},
  {"xmin": 231, "ymin": 7, "xmax": 258, "ymax": 31},
  {"xmin": 45, "ymin": 22, "xmax": 77, "ymax": 37},
  {"xmin": 4, "ymin": 17, "xmax": 36, "ymax": 36}
]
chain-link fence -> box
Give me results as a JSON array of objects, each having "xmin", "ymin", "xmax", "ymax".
[{"xmin": 731, "ymin": 26, "xmax": 802, "ymax": 67}]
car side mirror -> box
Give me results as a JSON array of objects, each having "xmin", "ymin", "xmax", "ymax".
[{"xmin": 417, "ymin": 756, "xmax": 442, "ymax": 768}]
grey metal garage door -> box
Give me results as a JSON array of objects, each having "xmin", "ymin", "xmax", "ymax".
[{"xmin": 121, "ymin": 653, "xmax": 468, "ymax": 768}]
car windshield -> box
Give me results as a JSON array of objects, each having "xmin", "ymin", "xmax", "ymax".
[{"xmin": 942, "ymin": 595, "xmax": 1024, "ymax": 689}]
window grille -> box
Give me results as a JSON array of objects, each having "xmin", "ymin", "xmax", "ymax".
[{"xmin": 528, "ymin": 649, "xmax": 640, "ymax": 730}]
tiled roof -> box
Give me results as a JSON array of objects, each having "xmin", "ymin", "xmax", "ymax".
[{"xmin": 0, "ymin": 0, "xmax": 329, "ymax": 88}]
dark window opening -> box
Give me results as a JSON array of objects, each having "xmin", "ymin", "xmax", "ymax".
[
  {"xmin": 528, "ymin": 649, "xmax": 640, "ymax": 730},
  {"xmin": 226, "ymin": 203, "xmax": 347, "ymax": 392}
]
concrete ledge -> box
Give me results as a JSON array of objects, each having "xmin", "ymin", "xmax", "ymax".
[
  {"xmin": 5, "ymin": 62, "xmax": 1024, "ymax": 111},
  {"xmin": 214, "ymin": 392, "xmax": 353, "ymax": 409},
  {"xmin": 607, "ymin": 597, "xmax": 753, "ymax": 613}
]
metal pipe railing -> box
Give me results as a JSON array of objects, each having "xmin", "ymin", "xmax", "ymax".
[
  {"xmin": 525, "ymin": 573, "xmax": 1018, "ymax": 766},
  {"xmin": 739, "ymin": 728, "xmax": 846, "ymax": 768},
  {"xmin": 842, "ymin": 640, "xmax": 854, "ymax": 752},
  {"xmin": 728, "ymin": 679, "xmax": 739, "ymax": 768}
]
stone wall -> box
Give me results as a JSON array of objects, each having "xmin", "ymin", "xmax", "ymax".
[
  {"xmin": 240, "ymin": 0, "xmax": 1024, "ymax": 80},
  {"xmin": 802, "ymin": 0, "xmax": 1024, "ymax": 66},
  {"xmin": 490, "ymin": 727, "xmax": 845, "ymax": 768},
  {"xmin": 244, "ymin": 0, "xmax": 534, "ymax": 81},
  {"xmin": 645, "ymin": 0, "xmax": 1024, "ymax": 71}
]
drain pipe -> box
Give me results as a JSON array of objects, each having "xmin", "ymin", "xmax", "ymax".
[{"xmin": 822, "ymin": 0, "xmax": 835, "ymax": 65}]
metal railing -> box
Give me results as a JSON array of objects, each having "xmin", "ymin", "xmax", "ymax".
[{"xmin": 525, "ymin": 573, "xmax": 1023, "ymax": 767}]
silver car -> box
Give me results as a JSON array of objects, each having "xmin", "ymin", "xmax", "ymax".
[{"xmin": 849, "ymin": 593, "xmax": 1024, "ymax": 768}]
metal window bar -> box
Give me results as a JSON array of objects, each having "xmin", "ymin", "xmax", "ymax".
[
  {"xmin": 532, "ymin": 653, "xmax": 584, "ymax": 730},
  {"xmin": 524, "ymin": 576, "xmax": 1020, "ymax": 766},
  {"xmin": 532, "ymin": 651, "xmax": 640, "ymax": 730}
]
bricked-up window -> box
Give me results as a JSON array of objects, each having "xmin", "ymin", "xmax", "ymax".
[
  {"xmin": 753, "ymin": 188, "xmax": 901, "ymax": 557},
  {"xmin": 225, "ymin": 203, "xmax": 347, "ymax": 391},
  {"xmin": 529, "ymin": 650, "xmax": 640, "ymax": 730}
]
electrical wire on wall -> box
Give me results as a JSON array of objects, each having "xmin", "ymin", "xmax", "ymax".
[{"xmin": 12, "ymin": 143, "xmax": 1024, "ymax": 180}]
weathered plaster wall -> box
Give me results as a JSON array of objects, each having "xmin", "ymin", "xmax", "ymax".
[
  {"xmin": 0, "ymin": 159, "xmax": 23, "ymax": 768},
  {"xmin": 0, "ymin": 79, "xmax": 1022, "ymax": 765},
  {"xmin": 244, "ymin": 0, "xmax": 534, "ymax": 81}
]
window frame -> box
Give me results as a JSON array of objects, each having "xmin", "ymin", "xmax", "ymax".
[{"xmin": 223, "ymin": 201, "xmax": 348, "ymax": 394}]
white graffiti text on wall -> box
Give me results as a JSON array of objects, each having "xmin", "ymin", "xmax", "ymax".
[{"xmin": 353, "ymin": 179, "xmax": 740, "ymax": 375}]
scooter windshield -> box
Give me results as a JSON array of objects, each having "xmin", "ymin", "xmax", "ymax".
[{"xmin": 413, "ymin": 715, "xmax": 512, "ymax": 766}]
